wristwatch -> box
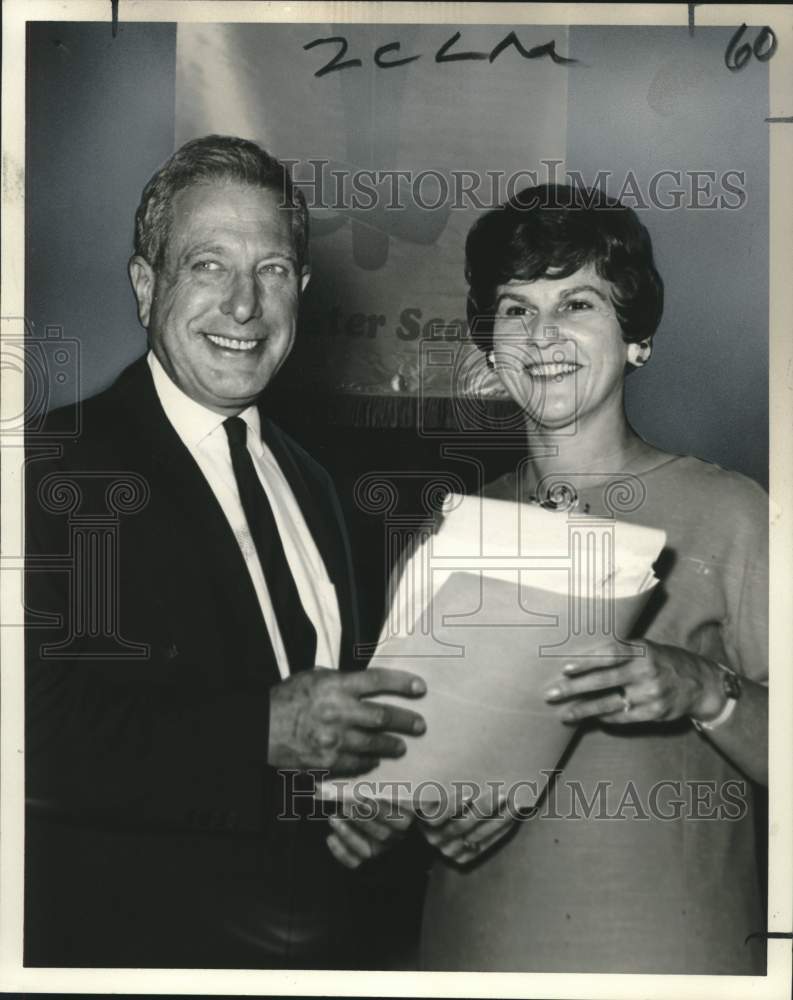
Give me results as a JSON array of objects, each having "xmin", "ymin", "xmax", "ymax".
[{"xmin": 691, "ymin": 662, "xmax": 742, "ymax": 732}]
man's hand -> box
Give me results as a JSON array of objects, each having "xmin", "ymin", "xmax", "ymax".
[
  {"xmin": 268, "ymin": 667, "xmax": 426, "ymax": 775},
  {"xmin": 417, "ymin": 790, "xmax": 517, "ymax": 866},
  {"xmin": 326, "ymin": 799, "xmax": 414, "ymax": 869}
]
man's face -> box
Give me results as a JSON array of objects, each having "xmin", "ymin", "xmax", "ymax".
[{"xmin": 130, "ymin": 181, "xmax": 309, "ymax": 415}]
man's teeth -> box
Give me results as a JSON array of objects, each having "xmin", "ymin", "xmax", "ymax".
[
  {"xmin": 526, "ymin": 362, "xmax": 578, "ymax": 376},
  {"xmin": 206, "ymin": 334, "xmax": 259, "ymax": 351}
]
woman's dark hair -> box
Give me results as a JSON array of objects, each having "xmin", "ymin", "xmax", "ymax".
[
  {"xmin": 134, "ymin": 134, "xmax": 308, "ymax": 273},
  {"xmin": 466, "ymin": 184, "xmax": 663, "ymax": 353}
]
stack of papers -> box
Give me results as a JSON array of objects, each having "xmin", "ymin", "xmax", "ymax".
[{"xmin": 322, "ymin": 494, "xmax": 666, "ymax": 810}]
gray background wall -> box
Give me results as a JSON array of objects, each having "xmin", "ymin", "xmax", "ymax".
[
  {"xmin": 26, "ymin": 21, "xmax": 769, "ymax": 488},
  {"xmin": 26, "ymin": 22, "xmax": 174, "ymax": 405}
]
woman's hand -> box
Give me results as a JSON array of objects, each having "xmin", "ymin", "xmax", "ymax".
[
  {"xmin": 543, "ymin": 638, "xmax": 768, "ymax": 785},
  {"xmin": 543, "ymin": 639, "xmax": 726, "ymax": 724},
  {"xmin": 417, "ymin": 790, "xmax": 518, "ymax": 866}
]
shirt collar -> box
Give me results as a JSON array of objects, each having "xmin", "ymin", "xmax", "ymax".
[{"xmin": 147, "ymin": 351, "xmax": 261, "ymax": 450}]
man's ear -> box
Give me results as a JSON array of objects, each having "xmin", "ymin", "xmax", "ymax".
[
  {"xmin": 299, "ymin": 266, "xmax": 311, "ymax": 295},
  {"xmin": 128, "ymin": 256, "xmax": 155, "ymax": 328}
]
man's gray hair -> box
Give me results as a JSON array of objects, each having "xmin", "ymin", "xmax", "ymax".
[{"xmin": 134, "ymin": 134, "xmax": 308, "ymax": 272}]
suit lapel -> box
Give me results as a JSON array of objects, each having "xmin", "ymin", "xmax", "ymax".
[
  {"xmin": 106, "ymin": 358, "xmax": 358, "ymax": 678},
  {"xmin": 109, "ymin": 359, "xmax": 281, "ymax": 684}
]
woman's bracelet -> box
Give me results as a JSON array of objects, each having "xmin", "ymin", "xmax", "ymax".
[{"xmin": 691, "ymin": 662, "xmax": 742, "ymax": 732}]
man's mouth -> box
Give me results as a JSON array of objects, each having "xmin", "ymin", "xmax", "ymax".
[
  {"xmin": 205, "ymin": 334, "xmax": 262, "ymax": 352},
  {"xmin": 525, "ymin": 362, "xmax": 580, "ymax": 378}
]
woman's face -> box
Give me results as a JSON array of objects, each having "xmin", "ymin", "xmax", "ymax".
[{"xmin": 491, "ymin": 264, "xmax": 630, "ymax": 432}]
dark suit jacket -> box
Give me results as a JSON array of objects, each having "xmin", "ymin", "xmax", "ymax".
[{"xmin": 24, "ymin": 357, "xmax": 373, "ymax": 968}]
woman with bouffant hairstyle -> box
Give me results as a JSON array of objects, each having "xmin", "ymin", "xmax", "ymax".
[{"xmin": 416, "ymin": 184, "xmax": 768, "ymax": 974}]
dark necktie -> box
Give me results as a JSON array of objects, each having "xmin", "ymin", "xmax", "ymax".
[{"xmin": 224, "ymin": 416, "xmax": 316, "ymax": 674}]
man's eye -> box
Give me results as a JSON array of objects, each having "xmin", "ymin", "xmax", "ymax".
[
  {"xmin": 193, "ymin": 260, "xmax": 222, "ymax": 272},
  {"xmin": 258, "ymin": 263, "xmax": 289, "ymax": 277}
]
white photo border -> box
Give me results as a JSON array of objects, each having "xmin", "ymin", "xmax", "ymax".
[{"xmin": 2, "ymin": 2, "xmax": 791, "ymax": 997}]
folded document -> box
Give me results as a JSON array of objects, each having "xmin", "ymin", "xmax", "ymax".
[{"xmin": 322, "ymin": 494, "xmax": 666, "ymax": 809}]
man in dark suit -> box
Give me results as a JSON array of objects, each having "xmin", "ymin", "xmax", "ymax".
[{"xmin": 24, "ymin": 135, "xmax": 426, "ymax": 969}]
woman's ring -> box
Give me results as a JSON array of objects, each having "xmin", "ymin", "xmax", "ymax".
[
  {"xmin": 462, "ymin": 839, "xmax": 481, "ymax": 853},
  {"xmin": 620, "ymin": 692, "xmax": 632, "ymax": 712}
]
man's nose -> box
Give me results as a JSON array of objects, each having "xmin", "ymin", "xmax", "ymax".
[{"xmin": 220, "ymin": 271, "xmax": 263, "ymax": 324}]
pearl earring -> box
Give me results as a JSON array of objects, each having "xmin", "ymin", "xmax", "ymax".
[
  {"xmin": 487, "ymin": 350, "xmax": 497, "ymax": 370},
  {"xmin": 629, "ymin": 340, "xmax": 651, "ymax": 367}
]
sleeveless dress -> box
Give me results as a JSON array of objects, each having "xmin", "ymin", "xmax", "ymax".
[{"xmin": 419, "ymin": 455, "xmax": 768, "ymax": 974}]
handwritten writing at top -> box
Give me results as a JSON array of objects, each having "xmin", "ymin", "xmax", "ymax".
[
  {"xmin": 724, "ymin": 23, "xmax": 777, "ymax": 71},
  {"xmin": 303, "ymin": 30, "xmax": 578, "ymax": 78}
]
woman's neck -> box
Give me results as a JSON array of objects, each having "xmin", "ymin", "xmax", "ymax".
[{"xmin": 520, "ymin": 409, "xmax": 655, "ymax": 494}]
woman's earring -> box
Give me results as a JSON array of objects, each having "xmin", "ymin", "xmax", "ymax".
[
  {"xmin": 627, "ymin": 340, "xmax": 652, "ymax": 367},
  {"xmin": 487, "ymin": 350, "xmax": 497, "ymax": 371}
]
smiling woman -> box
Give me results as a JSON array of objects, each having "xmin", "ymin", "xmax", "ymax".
[
  {"xmin": 490, "ymin": 265, "xmax": 634, "ymax": 434},
  {"xmin": 415, "ymin": 184, "xmax": 769, "ymax": 975}
]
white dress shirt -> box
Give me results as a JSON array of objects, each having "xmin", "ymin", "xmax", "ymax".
[{"xmin": 148, "ymin": 352, "xmax": 341, "ymax": 678}]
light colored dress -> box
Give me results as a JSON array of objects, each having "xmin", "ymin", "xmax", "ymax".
[{"xmin": 420, "ymin": 454, "xmax": 768, "ymax": 974}]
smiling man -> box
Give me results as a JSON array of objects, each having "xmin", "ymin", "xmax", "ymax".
[
  {"xmin": 24, "ymin": 135, "xmax": 426, "ymax": 970},
  {"xmin": 129, "ymin": 179, "xmax": 307, "ymax": 413}
]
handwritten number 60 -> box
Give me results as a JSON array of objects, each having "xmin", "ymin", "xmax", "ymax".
[{"xmin": 725, "ymin": 23, "xmax": 777, "ymax": 72}]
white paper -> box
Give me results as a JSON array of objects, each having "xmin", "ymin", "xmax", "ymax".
[{"xmin": 322, "ymin": 497, "xmax": 666, "ymax": 808}]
